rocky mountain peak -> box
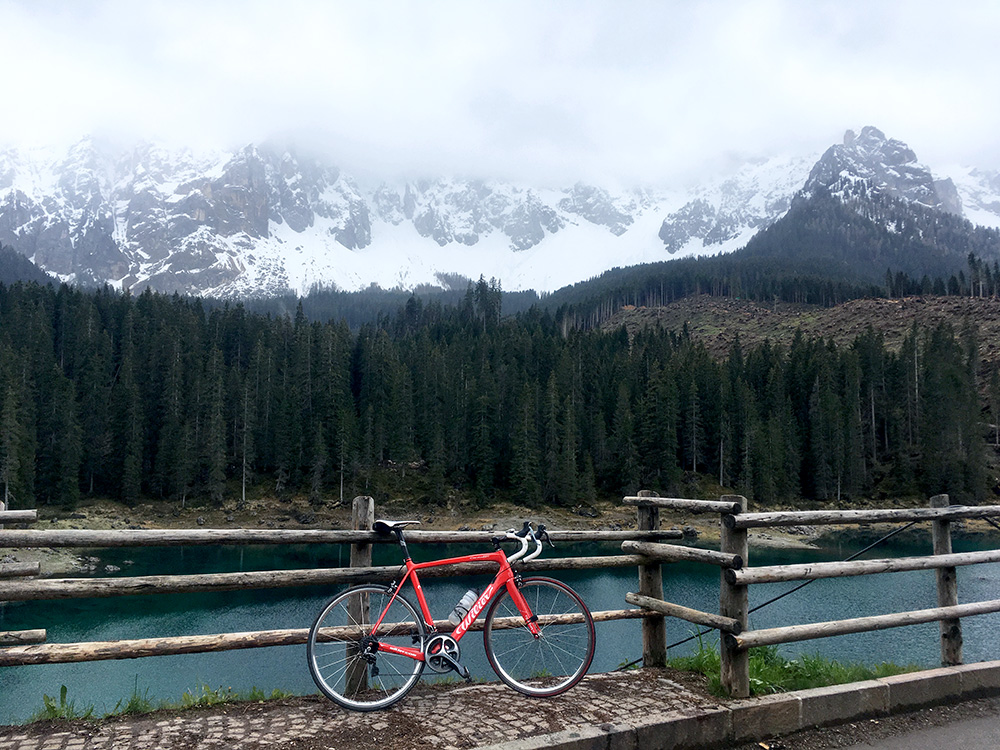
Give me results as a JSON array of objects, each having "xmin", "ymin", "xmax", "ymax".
[{"xmin": 807, "ymin": 126, "xmax": 962, "ymax": 215}]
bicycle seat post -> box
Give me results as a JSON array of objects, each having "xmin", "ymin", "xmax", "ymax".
[
  {"xmin": 373, "ymin": 520, "xmax": 420, "ymax": 561},
  {"xmin": 394, "ymin": 527, "xmax": 411, "ymax": 561}
]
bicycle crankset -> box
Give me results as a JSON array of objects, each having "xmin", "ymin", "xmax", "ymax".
[{"xmin": 424, "ymin": 634, "xmax": 470, "ymax": 681}]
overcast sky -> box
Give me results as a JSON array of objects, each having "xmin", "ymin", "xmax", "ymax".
[{"xmin": 2, "ymin": 0, "xmax": 999, "ymax": 186}]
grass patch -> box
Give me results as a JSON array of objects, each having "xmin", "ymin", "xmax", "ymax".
[
  {"xmin": 29, "ymin": 685, "xmax": 95, "ymax": 722},
  {"xmin": 669, "ymin": 638, "xmax": 919, "ymax": 697},
  {"xmin": 26, "ymin": 682, "xmax": 295, "ymax": 725},
  {"xmin": 172, "ymin": 683, "xmax": 294, "ymax": 710},
  {"xmin": 109, "ymin": 677, "xmax": 156, "ymax": 716}
]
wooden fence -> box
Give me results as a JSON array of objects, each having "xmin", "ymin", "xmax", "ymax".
[
  {"xmin": 2, "ymin": 493, "xmax": 1000, "ymax": 701},
  {"xmin": 620, "ymin": 492, "xmax": 1000, "ymax": 698},
  {"xmin": 0, "ymin": 494, "xmax": 680, "ymax": 665}
]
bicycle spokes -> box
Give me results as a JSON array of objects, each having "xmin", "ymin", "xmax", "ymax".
[
  {"xmin": 483, "ymin": 577, "xmax": 596, "ymax": 697},
  {"xmin": 307, "ymin": 585, "xmax": 426, "ymax": 711}
]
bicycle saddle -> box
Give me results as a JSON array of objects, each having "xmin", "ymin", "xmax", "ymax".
[{"xmin": 373, "ymin": 519, "xmax": 421, "ymax": 534}]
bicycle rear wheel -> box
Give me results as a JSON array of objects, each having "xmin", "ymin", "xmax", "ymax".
[
  {"xmin": 483, "ymin": 576, "xmax": 595, "ymax": 697},
  {"xmin": 307, "ymin": 584, "xmax": 426, "ymax": 711}
]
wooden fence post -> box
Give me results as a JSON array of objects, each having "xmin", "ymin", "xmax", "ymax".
[
  {"xmin": 931, "ymin": 493, "xmax": 962, "ymax": 666},
  {"xmin": 636, "ymin": 490, "xmax": 666, "ymax": 667},
  {"xmin": 720, "ymin": 494, "xmax": 749, "ymax": 698},
  {"xmin": 350, "ymin": 496, "xmax": 376, "ymax": 570},
  {"xmin": 346, "ymin": 495, "xmax": 376, "ymax": 697}
]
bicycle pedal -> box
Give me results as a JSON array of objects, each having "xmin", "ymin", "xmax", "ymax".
[{"xmin": 458, "ymin": 664, "xmax": 471, "ymax": 683}]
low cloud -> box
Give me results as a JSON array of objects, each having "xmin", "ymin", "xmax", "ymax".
[{"xmin": 2, "ymin": 0, "xmax": 999, "ymax": 184}]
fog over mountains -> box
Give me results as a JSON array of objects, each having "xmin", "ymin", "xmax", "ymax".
[{"xmin": 1, "ymin": 126, "xmax": 999, "ymax": 298}]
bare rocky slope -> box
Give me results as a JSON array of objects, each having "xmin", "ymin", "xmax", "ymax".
[{"xmin": 604, "ymin": 294, "xmax": 1000, "ymax": 369}]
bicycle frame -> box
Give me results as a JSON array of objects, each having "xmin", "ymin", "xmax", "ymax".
[{"xmin": 369, "ymin": 548, "xmax": 541, "ymax": 662}]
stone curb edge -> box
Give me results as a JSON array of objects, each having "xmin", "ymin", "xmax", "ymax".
[{"xmin": 474, "ymin": 661, "xmax": 1000, "ymax": 750}]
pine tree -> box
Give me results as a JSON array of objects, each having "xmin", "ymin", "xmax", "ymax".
[
  {"xmin": 808, "ymin": 367, "xmax": 843, "ymax": 501},
  {"xmin": 542, "ymin": 374, "xmax": 562, "ymax": 502},
  {"xmin": 557, "ymin": 395, "xmax": 579, "ymax": 505},
  {"xmin": 113, "ymin": 308, "xmax": 144, "ymax": 506},
  {"xmin": 155, "ymin": 339, "xmax": 194, "ymax": 504},
  {"xmin": 841, "ymin": 353, "xmax": 866, "ymax": 499},
  {"xmin": 990, "ymin": 366, "xmax": 1000, "ymax": 448},
  {"xmin": 918, "ymin": 324, "xmax": 974, "ymax": 498},
  {"xmin": 0, "ymin": 377, "xmax": 26, "ymax": 508},
  {"xmin": 36, "ymin": 367, "xmax": 82, "ymax": 506},
  {"xmin": 510, "ymin": 383, "xmax": 542, "ymax": 506},
  {"xmin": 74, "ymin": 300, "xmax": 113, "ymax": 496},
  {"xmin": 469, "ymin": 370, "xmax": 497, "ymax": 503},
  {"xmin": 960, "ymin": 323, "xmax": 986, "ymax": 500},
  {"xmin": 237, "ymin": 371, "xmax": 256, "ymax": 509},
  {"xmin": 202, "ymin": 347, "xmax": 227, "ymax": 505},
  {"xmin": 637, "ymin": 361, "xmax": 679, "ymax": 489},
  {"xmin": 309, "ymin": 420, "xmax": 327, "ymax": 505},
  {"xmin": 610, "ymin": 382, "xmax": 640, "ymax": 495}
]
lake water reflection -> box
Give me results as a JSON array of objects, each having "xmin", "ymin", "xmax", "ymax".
[{"xmin": 1, "ymin": 536, "xmax": 998, "ymax": 723}]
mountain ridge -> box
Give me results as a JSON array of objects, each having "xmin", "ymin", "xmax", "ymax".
[{"xmin": 2, "ymin": 127, "xmax": 1000, "ymax": 299}]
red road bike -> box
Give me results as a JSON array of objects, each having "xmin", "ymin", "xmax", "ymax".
[{"xmin": 306, "ymin": 520, "xmax": 596, "ymax": 711}]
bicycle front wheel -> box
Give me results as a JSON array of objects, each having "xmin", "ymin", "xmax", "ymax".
[
  {"xmin": 483, "ymin": 577, "xmax": 595, "ymax": 697},
  {"xmin": 307, "ymin": 584, "xmax": 426, "ymax": 711}
]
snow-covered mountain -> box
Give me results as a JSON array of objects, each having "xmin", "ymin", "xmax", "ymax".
[
  {"xmin": 0, "ymin": 127, "xmax": 997, "ymax": 297},
  {"xmin": 802, "ymin": 126, "xmax": 963, "ymax": 214}
]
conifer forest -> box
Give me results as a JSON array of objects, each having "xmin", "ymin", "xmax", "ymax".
[{"xmin": 0, "ymin": 276, "xmax": 993, "ymax": 512}]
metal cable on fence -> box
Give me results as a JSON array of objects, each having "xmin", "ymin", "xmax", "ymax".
[{"xmin": 615, "ymin": 520, "xmax": 919, "ymax": 671}]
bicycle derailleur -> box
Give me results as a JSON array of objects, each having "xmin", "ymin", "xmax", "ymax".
[
  {"xmin": 357, "ymin": 634, "xmax": 381, "ymax": 677},
  {"xmin": 424, "ymin": 634, "xmax": 471, "ymax": 682}
]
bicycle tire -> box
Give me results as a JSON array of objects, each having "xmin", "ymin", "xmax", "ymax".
[
  {"xmin": 483, "ymin": 576, "xmax": 595, "ymax": 697},
  {"xmin": 307, "ymin": 584, "xmax": 426, "ymax": 711}
]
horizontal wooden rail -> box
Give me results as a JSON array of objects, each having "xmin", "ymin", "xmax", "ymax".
[
  {"xmin": 0, "ymin": 555, "xmax": 646, "ymax": 601},
  {"xmin": 0, "ymin": 510, "xmax": 37, "ymax": 524},
  {"xmin": 0, "ymin": 562, "xmax": 40, "ymax": 578},
  {"xmin": 723, "ymin": 505, "xmax": 1000, "ymax": 530},
  {"xmin": 726, "ymin": 598, "xmax": 1000, "ymax": 651},
  {"xmin": 540, "ymin": 529, "xmax": 684, "ymax": 542},
  {"xmin": 727, "ymin": 548, "xmax": 1000, "ymax": 585},
  {"xmin": 0, "ymin": 609, "xmax": 648, "ymax": 666},
  {"xmin": 624, "ymin": 496, "xmax": 743, "ymax": 515},
  {"xmin": 0, "ymin": 629, "xmax": 46, "ymax": 646},
  {"xmin": 621, "ymin": 540, "xmax": 743, "ymax": 569},
  {"xmin": 0, "ymin": 528, "xmax": 681, "ymax": 549},
  {"xmin": 625, "ymin": 592, "xmax": 742, "ymax": 635}
]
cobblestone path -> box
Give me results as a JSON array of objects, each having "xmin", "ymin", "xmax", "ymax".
[{"xmin": 0, "ymin": 669, "xmax": 721, "ymax": 750}]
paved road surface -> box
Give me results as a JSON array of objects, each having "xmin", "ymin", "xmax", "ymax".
[
  {"xmin": 840, "ymin": 714, "xmax": 1000, "ymax": 749},
  {"xmin": 736, "ymin": 696, "xmax": 1000, "ymax": 750}
]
